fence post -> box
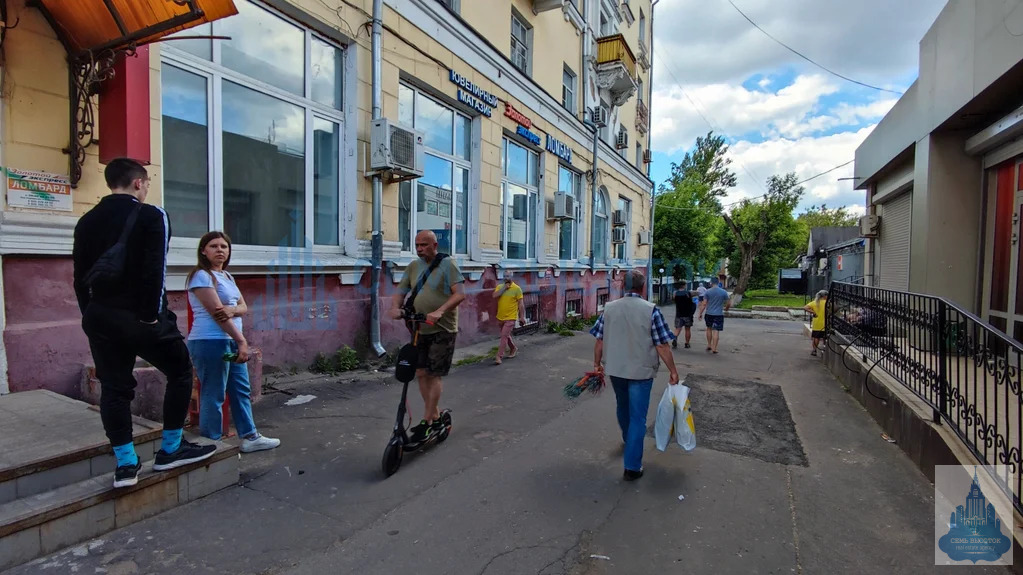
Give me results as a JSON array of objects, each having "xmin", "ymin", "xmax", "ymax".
[{"xmin": 936, "ymin": 299, "xmax": 947, "ymax": 425}]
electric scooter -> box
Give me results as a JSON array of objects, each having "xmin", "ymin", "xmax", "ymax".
[{"xmin": 381, "ymin": 311, "xmax": 453, "ymax": 477}]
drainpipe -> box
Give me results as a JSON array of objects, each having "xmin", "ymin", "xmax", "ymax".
[
  {"xmin": 646, "ymin": 0, "xmax": 659, "ymax": 300},
  {"xmin": 590, "ymin": 117, "xmax": 600, "ymax": 271},
  {"xmin": 583, "ymin": 24, "xmax": 600, "ymax": 272},
  {"xmin": 369, "ymin": 0, "xmax": 386, "ymax": 357}
]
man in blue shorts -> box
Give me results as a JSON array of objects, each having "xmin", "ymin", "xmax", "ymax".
[{"xmin": 697, "ymin": 276, "xmax": 731, "ymax": 354}]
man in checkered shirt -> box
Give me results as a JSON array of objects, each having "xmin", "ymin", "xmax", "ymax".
[{"xmin": 590, "ymin": 269, "xmax": 680, "ymax": 482}]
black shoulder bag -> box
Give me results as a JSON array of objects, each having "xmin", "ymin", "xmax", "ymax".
[
  {"xmin": 395, "ymin": 254, "xmax": 449, "ymax": 383},
  {"xmin": 83, "ymin": 203, "xmax": 142, "ymax": 290}
]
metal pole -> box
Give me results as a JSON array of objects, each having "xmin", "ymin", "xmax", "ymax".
[
  {"xmin": 648, "ymin": 193, "xmax": 655, "ymax": 300},
  {"xmin": 369, "ymin": 0, "xmax": 386, "ymax": 357},
  {"xmin": 590, "ymin": 115, "xmax": 600, "ymax": 270},
  {"xmin": 646, "ymin": 0, "xmax": 659, "ymax": 300}
]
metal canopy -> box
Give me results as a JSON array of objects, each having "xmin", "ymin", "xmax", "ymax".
[{"xmin": 33, "ymin": 0, "xmax": 237, "ymax": 57}]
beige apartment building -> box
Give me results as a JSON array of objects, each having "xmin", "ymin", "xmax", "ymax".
[{"xmin": 0, "ymin": 0, "xmax": 654, "ymax": 397}]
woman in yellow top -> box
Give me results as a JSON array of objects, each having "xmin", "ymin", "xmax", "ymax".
[{"xmin": 803, "ymin": 290, "xmax": 828, "ymax": 357}]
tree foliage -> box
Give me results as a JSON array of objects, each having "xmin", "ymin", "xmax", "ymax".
[
  {"xmin": 719, "ymin": 173, "xmax": 805, "ymax": 296},
  {"xmin": 796, "ymin": 204, "xmax": 859, "ymax": 228},
  {"xmin": 663, "ymin": 132, "xmax": 737, "ymax": 199}
]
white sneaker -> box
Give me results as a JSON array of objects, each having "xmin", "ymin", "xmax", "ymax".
[{"xmin": 241, "ymin": 434, "xmax": 281, "ymax": 453}]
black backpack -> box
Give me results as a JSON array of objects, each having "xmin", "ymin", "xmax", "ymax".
[{"xmin": 83, "ymin": 204, "xmax": 142, "ymax": 290}]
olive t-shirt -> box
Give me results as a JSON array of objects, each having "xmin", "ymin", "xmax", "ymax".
[{"xmin": 398, "ymin": 257, "xmax": 464, "ymax": 334}]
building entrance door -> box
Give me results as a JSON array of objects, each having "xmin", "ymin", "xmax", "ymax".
[{"xmin": 986, "ymin": 158, "xmax": 1023, "ymax": 341}]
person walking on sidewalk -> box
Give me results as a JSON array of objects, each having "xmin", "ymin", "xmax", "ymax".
[
  {"xmin": 697, "ymin": 276, "xmax": 731, "ymax": 354},
  {"xmin": 390, "ymin": 230, "xmax": 466, "ymax": 445},
  {"xmin": 186, "ymin": 231, "xmax": 280, "ymax": 453},
  {"xmin": 73, "ymin": 158, "xmax": 216, "ymax": 489},
  {"xmin": 492, "ymin": 272, "xmax": 525, "ymax": 365},
  {"xmin": 590, "ymin": 269, "xmax": 680, "ymax": 481},
  {"xmin": 803, "ymin": 290, "xmax": 829, "ymax": 357},
  {"xmin": 672, "ymin": 285, "xmax": 696, "ymax": 349}
]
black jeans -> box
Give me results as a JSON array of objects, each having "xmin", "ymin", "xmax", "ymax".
[{"xmin": 82, "ymin": 303, "xmax": 193, "ymax": 447}]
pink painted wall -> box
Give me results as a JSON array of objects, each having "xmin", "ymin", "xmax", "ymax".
[{"xmin": 2, "ymin": 256, "xmax": 643, "ymax": 398}]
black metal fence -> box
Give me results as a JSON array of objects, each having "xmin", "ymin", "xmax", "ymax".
[{"xmin": 828, "ymin": 282, "xmax": 1023, "ymax": 514}]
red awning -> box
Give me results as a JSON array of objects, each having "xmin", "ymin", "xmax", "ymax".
[{"xmin": 35, "ymin": 0, "xmax": 237, "ymax": 56}]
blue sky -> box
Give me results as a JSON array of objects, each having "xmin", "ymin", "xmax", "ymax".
[{"xmin": 649, "ymin": 0, "xmax": 948, "ymax": 215}]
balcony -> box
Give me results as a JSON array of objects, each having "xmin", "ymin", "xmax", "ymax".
[
  {"xmin": 532, "ymin": 0, "xmax": 564, "ymax": 13},
  {"xmin": 636, "ymin": 98, "xmax": 649, "ymax": 135},
  {"xmin": 595, "ymin": 34, "xmax": 638, "ymax": 106},
  {"xmin": 637, "ymin": 36, "xmax": 650, "ymax": 70}
]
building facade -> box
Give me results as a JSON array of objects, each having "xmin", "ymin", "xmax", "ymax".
[
  {"xmin": 0, "ymin": 0, "xmax": 654, "ymax": 396},
  {"xmin": 854, "ymin": 0, "xmax": 1023, "ymax": 339}
]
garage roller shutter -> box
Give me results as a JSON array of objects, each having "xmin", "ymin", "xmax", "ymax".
[{"xmin": 878, "ymin": 191, "xmax": 912, "ymax": 291}]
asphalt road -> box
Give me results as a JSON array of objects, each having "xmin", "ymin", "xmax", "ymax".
[{"xmin": 7, "ymin": 316, "xmax": 1012, "ymax": 574}]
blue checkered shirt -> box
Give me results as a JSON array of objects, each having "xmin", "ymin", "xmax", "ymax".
[{"xmin": 589, "ymin": 293, "xmax": 675, "ymax": 346}]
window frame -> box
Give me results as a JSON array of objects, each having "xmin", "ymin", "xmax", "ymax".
[
  {"xmin": 501, "ymin": 137, "xmax": 541, "ymax": 260},
  {"xmin": 593, "ymin": 187, "xmax": 610, "ymax": 263},
  {"xmin": 510, "ymin": 10, "xmax": 532, "ymax": 76},
  {"xmin": 557, "ymin": 163, "xmax": 582, "ymax": 261},
  {"xmin": 160, "ymin": 0, "xmax": 347, "ymax": 252},
  {"xmin": 396, "ymin": 83, "xmax": 473, "ymax": 256},
  {"xmin": 562, "ymin": 65, "xmax": 577, "ymax": 115},
  {"xmin": 614, "ymin": 197, "xmax": 631, "ymax": 261}
]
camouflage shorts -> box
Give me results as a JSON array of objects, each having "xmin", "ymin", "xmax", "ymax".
[{"xmin": 416, "ymin": 331, "xmax": 457, "ymax": 376}]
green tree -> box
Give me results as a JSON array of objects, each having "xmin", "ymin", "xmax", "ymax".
[
  {"xmin": 796, "ymin": 204, "xmax": 859, "ymax": 228},
  {"xmin": 720, "ymin": 173, "xmax": 805, "ymax": 299},
  {"xmin": 663, "ymin": 131, "xmax": 737, "ymax": 199}
]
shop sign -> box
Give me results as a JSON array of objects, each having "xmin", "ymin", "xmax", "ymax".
[
  {"xmin": 504, "ymin": 103, "xmax": 532, "ymax": 129},
  {"xmin": 516, "ymin": 125, "xmax": 541, "ymax": 146},
  {"xmin": 450, "ymin": 70, "xmax": 496, "ymax": 117},
  {"xmin": 546, "ymin": 134, "xmax": 572, "ymax": 163},
  {"xmin": 6, "ymin": 168, "xmax": 72, "ymax": 211}
]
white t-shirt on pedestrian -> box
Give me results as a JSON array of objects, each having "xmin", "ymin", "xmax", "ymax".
[{"xmin": 187, "ymin": 270, "xmax": 242, "ymax": 340}]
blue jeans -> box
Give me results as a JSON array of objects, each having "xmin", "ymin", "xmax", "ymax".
[
  {"xmin": 610, "ymin": 376, "xmax": 654, "ymax": 472},
  {"xmin": 188, "ymin": 339, "xmax": 256, "ymax": 440}
]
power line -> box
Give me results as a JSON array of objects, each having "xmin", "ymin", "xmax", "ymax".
[
  {"xmin": 726, "ymin": 0, "xmax": 903, "ymax": 95},
  {"xmin": 654, "ymin": 46, "xmax": 769, "ymax": 194},
  {"xmin": 794, "ymin": 160, "xmax": 854, "ymax": 186}
]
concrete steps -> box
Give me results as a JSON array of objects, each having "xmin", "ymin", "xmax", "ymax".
[{"xmin": 0, "ymin": 390, "xmax": 240, "ymax": 571}]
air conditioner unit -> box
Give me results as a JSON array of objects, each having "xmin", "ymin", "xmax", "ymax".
[
  {"xmin": 370, "ymin": 118, "xmax": 425, "ymax": 178},
  {"xmin": 553, "ymin": 192, "xmax": 574, "ymax": 219},
  {"xmin": 612, "ymin": 227, "xmax": 628, "ymax": 244},
  {"xmin": 612, "ymin": 209, "xmax": 627, "ymax": 227},
  {"xmin": 643, "ymin": 149, "xmax": 652, "ymax": 164},
  {"xmin": 859, "ymin": 214, "xmax": 880, "ymax": 238},
  {"xmin": 616, "ymin": 130, "xmax": 629, "ymax": 150},
  {"xmin": 591, "ymin": 106, "xmax": 608, "ymax": 128},
  {"xmin": 637, "ymin": 230, "xmax": 651, "ymax": 245}
]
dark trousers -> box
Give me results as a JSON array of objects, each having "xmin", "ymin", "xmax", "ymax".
[{"xmin": 82, "ymin": 303, "xmax": 194, "ymax": 447}]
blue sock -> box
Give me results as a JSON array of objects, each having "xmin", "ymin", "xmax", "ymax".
[
  {"xmin": 161, "ymin": 428, "xmax": 183, "ymax": 454},
  {"xmin": 112, "ymin": 443, "xmax": 138, "ymax": 467}
]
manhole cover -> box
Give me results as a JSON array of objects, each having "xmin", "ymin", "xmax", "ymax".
[{"xmin": 676, "ymin": 374, "xmax": 807, "ymax": 466}]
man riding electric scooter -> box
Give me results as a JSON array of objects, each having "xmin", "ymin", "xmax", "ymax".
[{"xmin": 389, "ymin": 230, "xmax": 465, "ymax": 446}]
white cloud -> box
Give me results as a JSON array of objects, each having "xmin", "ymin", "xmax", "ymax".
[{"xmin": 723, "ymin": 127, "xmax": 876, "ymax": 212}]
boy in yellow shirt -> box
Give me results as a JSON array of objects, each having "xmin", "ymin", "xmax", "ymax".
[
  {"xmin": 803, "ymin": 290, "xmax": 828, "ymax": 357},
  {"xmin": 493, "ymin": 273, "xmax": 525, "ymax": 365}
]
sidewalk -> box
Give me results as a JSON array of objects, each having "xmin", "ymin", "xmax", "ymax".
[{"xmin": 4, "ymin": 312, "xmax": 1011, "ymax": 574}]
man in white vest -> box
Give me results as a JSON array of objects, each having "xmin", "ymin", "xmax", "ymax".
[{"xmin": 590, "ymin": 269, "xmax": 680, "ymax": 481}]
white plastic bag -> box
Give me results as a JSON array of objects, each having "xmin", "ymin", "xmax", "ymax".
[
  {"xmin": 654, "ymin": 384, "xmax": 696, "ymax": 452},
  {"xmin": 654, "ymin": 386, "xmax": 675, "ymax": 451}
]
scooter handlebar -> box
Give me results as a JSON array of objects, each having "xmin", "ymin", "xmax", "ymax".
[{"xmin": 400, "ymin": 310, "xmax": 434, "ymax": 325}]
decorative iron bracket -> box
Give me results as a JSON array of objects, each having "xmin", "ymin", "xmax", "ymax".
[{"xmin": 65, "ymin": 46, "xmax": 135, "ymax": 187}]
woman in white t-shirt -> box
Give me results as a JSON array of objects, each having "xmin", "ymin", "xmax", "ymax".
[{"xmin": 187, "ymin": 232, "xmax": 279, "ymax": 453}]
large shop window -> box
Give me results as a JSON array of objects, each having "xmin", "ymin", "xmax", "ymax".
[
  {"xmin": 558, "ymin": 165, "xmax": 582, "ymax": 260},
  {"xmin": 397, "ymin": 84, "xmax": 471, "ymax": 255},
  {"xmin": 161, "ymin": 0, "xmax": 344, "ymax": 248},
  {"xmin": 593, "ymin": 188, "xmax": 609, "ymax": 262},
  {"xmin": 501, "ymin": 138, "xmax": 540, "ymax": 259}
]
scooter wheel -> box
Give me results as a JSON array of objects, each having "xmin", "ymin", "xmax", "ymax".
[
  {"xmin": 382, "ymin": 438, "xmax": 403, "ymax": 477},
  {"xmin": 436, "ymin": 411, "xmax": 453, "ymax": 443}
]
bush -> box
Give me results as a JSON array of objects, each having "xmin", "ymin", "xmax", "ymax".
[{"xmin": 310, "ymin": 345, "xmax": 362, "ymax": 374}]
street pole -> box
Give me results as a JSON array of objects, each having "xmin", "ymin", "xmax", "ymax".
[
  {"xmin": 646, "ymin": 0, "xmax": 659, "ymax": 300},
  {"xmin": 368, "ymin": 0, "xmax": 386, "ymax": 357},
  {"xmin": 647, "ymin": 193, "xmax": 655, "ymax": 300}
]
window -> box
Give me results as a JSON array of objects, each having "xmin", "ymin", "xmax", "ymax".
[
  {"xmin": 599, "ymin": 99, "xmax": 611, "ymax": 144},
  {"xmin": 558, "ymin": 165, "xmax": 582, "ymax": 260},
  {"xmin": 501, "ymin": 138, "xmax": 540, "ymax": 259},
  {"xmin": 639, "ymin": 9, "xmax": 646, "ymax": 45},
  {"xmin": 593, "ymin": 188, "xmax": 609, "ymax": 262},
  {"xmin": 562, "ymin": 66, "xmax": 577, "ymax": 114},
  {"xmin": 597, "ymin": 287, "xmax": 609, "ymax": 312},
  {"xmin": 397, "ymin": 84, "xmax": 472, "ymax": 255},
  {"xmin": 617, "ymin": 126, "xmax": 628, "ymax": 158},
  {"xmin": 638, "ymin": 77, "xmax": 644, "ymax": 104},
  {"xmin": 566, "ymin": 288, "xmax": 583, "ymax": 317},
  {"xmin": 599, "ymin": 5, "xmax": 615, "ymax": 36},
  {"xmin": 161, "ymin": 0, "xmax": 344, "ymax": 248},
  {"xmin": 614, "ymin": 197, "xmax": 631, "ymax": 261},
  {"xmin": 635, "ymin": 143, "xmax": 643, "ymax": 170},
  {"xmin": 511, "ymin": 12, "xmax": 531, "ymax": 75},
  {"xmin": 438, "ymin": 0, "xmax": 459, "ymax": 12}
]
